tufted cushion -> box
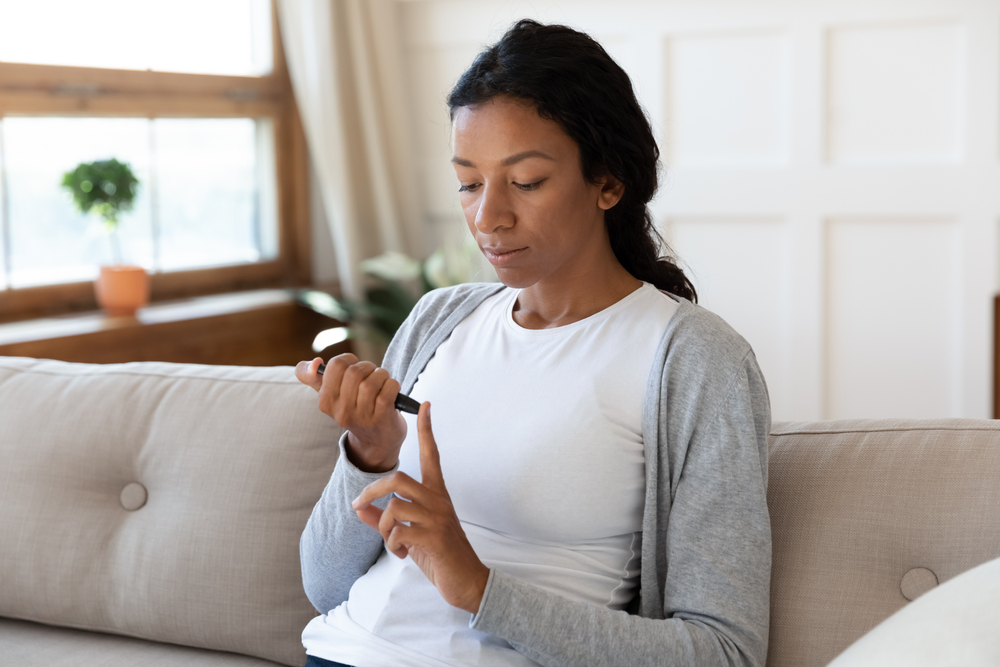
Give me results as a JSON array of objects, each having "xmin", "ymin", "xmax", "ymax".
[
  {"xmin": 766, "ymin": 419, "xmax": 1000, "ymax": 667},
  {"xmin": 825, "ymin": 555, "xmax": 1000, "ymax": 666},
  {"xmin": 0, "ymin": 357, "xmax": 342, "ymax": 666}
]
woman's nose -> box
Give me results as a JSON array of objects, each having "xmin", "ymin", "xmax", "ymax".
[{"xmin": 474, "ymin": 183, "xmax": 513, "ymax": 234}]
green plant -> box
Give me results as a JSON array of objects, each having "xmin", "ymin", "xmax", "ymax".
[
  {"xmin": 299, "ymin": 237, "xmax": 491, "ymax": 351},
  {"xmin": 61, "ymin": 158, "xmax": 139, "ymax": 265}
]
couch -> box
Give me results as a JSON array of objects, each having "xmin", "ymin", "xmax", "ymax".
[{"xmin": 1, "ymin": 356, "xmax": 998, "ymax": 666}]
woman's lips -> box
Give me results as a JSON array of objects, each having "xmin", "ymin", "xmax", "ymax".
[{"xmin": 483, "ymin": 247, "xmax": 527, "ymax": 267}]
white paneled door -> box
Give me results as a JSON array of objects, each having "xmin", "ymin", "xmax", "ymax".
[{"xmin": 396, "ymin": 0, "xmax": 1000, "ymax": 421}]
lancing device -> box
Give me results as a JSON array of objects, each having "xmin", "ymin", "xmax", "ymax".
[{"xmin": 316, "ymin": 362, "xmax": 421, "ymax": 415}]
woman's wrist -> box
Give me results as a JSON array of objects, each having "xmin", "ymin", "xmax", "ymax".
[
  {"xmin": 345, "ymin": 431, "xmax": 399, "ymax": 473},
  {"xmin": 459, "ymin": 564, "xmax": 492, "ymax": 615}
]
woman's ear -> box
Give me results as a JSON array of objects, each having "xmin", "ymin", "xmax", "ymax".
[{"xmin": 597, "ymin": 173, "xmax": 625, "ymax": 211}]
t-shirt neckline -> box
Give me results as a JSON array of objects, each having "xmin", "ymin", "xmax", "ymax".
[{"xmin": 502, "ymin": 282, "xmax": 656, "ymax": 337}]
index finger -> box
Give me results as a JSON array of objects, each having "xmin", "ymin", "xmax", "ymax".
[{"xmin": 417, "ymin": 402, "xmax": 445, "ymax": 490}]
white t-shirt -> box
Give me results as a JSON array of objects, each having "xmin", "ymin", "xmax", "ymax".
[{"xmin": 303, "ymin": 283, "xmax": 680, "ymax": 667}]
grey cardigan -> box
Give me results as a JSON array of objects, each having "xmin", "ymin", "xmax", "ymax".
[{"xmin": 301, "ymin": 283, "xmax": 772, "ymax": 667}]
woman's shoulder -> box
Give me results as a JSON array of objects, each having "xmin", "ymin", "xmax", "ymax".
[
  {"xmin": 412, "ymin": 282, "xmax": 507, "ymax": 316},
  {"xmin": 653, "ymin": 297, "xmax": 771, "ymax": 443},
  {"xmin": 383, "ymin": 283, "xmax": 506, "ymax": 380},
  {"xmin": 656, "ymin": 296, "xmax": 760, "ymax": 389},
  {"xmin": 404, "ymin": 283, "xmax": 508, "ymax": 334}
]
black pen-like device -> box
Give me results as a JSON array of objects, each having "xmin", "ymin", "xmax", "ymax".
[{"xmin": 316, "ymin": 362, "xmax": 421, "ymax": 414}]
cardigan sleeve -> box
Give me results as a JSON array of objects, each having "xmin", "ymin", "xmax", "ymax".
[
  {"xmin": 469, "ymin": 350, "xmax": 772, "ymax": 667},
  {"xmin": 299, "ymin": 432, "xmax": 398, "ymax": 614}
]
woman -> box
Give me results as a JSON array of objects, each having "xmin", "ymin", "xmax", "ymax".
[{"xmin": 294, "ymin": 19, "xmax": 771, "ymax": 667}]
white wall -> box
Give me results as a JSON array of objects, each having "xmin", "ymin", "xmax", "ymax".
[{"xmin": 390, "ymin": 0, "xmax": 1000, "ymax": 421}]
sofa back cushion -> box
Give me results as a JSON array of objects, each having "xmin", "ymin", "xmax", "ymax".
[
  {"xmin": 0, "ymin": 357, "xmax": 342, "ymax": 666},
  {"xmin": 767, "ymin": 419, "xmax": 1000, "ymax": 667},
  {"xmin": 825, "ymin": 555, "xmax": 1000, "ymax": 666}
]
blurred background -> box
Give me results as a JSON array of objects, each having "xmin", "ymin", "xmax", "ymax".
[{"xmin": 0, "ymin": 0, "xmax": 997, "ymax": 422}]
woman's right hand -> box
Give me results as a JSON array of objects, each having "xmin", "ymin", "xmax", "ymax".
[{"xmin": 295, "ymin": 354, "xmax": 407, "ymax": 473}]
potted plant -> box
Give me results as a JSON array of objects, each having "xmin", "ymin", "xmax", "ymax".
[{"xmin": 61, "ymin": 158, "xmax": 147, "ymax": 317}]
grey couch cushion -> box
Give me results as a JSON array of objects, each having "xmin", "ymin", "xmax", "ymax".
[{"xmin": 0, "ymin": 357, "xmax": 341, "ymax": 666}]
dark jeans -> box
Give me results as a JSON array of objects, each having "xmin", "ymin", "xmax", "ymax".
[{"xmin": 302, "ymin": 655, "xmax": 354, "ymax": 667}]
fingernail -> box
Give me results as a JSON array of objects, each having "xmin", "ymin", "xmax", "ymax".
[{"xmin": 351, "ymin": 496, "xmax": 361, "ymax": 508}]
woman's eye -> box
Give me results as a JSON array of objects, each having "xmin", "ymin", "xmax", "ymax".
[
  {"xmin": 458, "ymin": 183, "xmax": 480, "ymax": 193},
  {"xmin": 514, "ymin": 180, "xmax": 542, "ymax": 191}
]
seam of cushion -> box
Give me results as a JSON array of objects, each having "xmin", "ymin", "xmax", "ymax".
[
  {"xmin": 0, "ymin": 363, "xmax": 299, "ymax": 386},
  {"xmin": 770, "ymin": 425, "xmax": 1000, "ymax": 436}
]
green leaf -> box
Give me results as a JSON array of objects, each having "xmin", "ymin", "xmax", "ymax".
[
  {"xmin": 294, "ymin": 289, "xmax": 356, "ymax": 321},
  {"xmin": 60, "ymin": 158, "xmax": 140, "ymax": 229},
  {"xmin": 364, "ymin": 282, "xmax": 418, "ymax": 339}
]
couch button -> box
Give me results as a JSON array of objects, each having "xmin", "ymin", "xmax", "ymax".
[
  {"xmin": 900, "ymin": 567, "xmax": 938, "ymax": 601},
  {"xmin": 120, "ymin": 482, "xmax": 148, "ymax": 511}
]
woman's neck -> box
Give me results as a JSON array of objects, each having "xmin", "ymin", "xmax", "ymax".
[{"xmin": 511, "ymin": 256, "xmax": 642, "ymax": 330}]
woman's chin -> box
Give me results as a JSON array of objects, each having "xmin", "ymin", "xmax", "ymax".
[{"xmin": 494, "ymin": 267, "xmax": 538, "ymax": 290}]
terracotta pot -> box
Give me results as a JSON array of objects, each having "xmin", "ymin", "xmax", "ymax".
[{"xmin": 95, "ymin": 265, "xmax": 150, "ymax": 317}]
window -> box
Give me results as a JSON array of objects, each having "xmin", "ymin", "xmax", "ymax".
[
  {"xmin": 0, "ymin": 0, "xmax": 309, "ymax": 320},
  {"xmin": 0, "ymin": 0, "xmax": 273, "ymax": 76}
]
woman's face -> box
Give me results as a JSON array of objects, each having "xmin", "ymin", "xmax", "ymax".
[{"xmin": 451, "ymin": 96, "xmax": 621, "ymax": 289}]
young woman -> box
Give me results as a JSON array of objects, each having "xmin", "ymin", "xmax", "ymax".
[{"xmin": 294, "ymin": 19, "xmax": 771, "ymax": 667}]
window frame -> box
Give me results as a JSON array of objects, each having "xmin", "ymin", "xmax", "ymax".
[{"xmin": 0, "ymin": 1, "xmax": 310, "ymax": 323}]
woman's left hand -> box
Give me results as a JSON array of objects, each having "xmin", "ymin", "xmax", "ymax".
[{"xmin": 352, "ymin": 402, "xmax": 490, "ymax": 615}]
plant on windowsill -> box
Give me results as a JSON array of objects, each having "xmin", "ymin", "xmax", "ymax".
[{"xmin": 61, "ymin": 158, "xmax": 147, "ymax": 317}]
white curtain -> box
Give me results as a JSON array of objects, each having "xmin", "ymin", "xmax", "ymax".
[{"xmin": 277, "ymin": 0, "xmax": 420, "ymax": 302}]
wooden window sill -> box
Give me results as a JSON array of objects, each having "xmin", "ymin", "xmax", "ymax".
[{"xmin": 0, "ymin": 288, "xmax": 348, "ymax": 366}]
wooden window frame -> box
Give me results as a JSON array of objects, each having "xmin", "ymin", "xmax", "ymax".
[{"xmin": 0, "ymin": 1, "xmax": 310, "ymax": 323}]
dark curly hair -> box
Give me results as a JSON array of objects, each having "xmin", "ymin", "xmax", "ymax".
[{"xmin": 447, "ymin": 19, "xmax": 696, "ymax": 302}]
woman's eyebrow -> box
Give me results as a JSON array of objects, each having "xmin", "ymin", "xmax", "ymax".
[{"xmin": 451, "ymin": 150, "xmax": 556, "ymax": 168}]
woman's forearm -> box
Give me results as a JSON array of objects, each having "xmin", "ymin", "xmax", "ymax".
[
  {"xmin": 299, "ymin": 432, "xmax": 398, "ymax": 614},
  {"xmin": 472, "ymin": 570, "xmax": 741, "ymax": 667},
  {"xmin": 472, "ymin": 546, "xmax": 768, "ymax": 667}
]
